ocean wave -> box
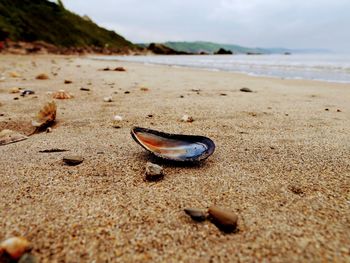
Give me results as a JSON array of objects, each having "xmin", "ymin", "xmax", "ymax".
[{"xmin": 90, "ymin": 54, "xmax": 350, "ymax": 83}]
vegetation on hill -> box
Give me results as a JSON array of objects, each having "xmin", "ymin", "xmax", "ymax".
[
  {"xmin": 163, "ymin": 41, "xmax": 266, "ymax": 54},
  {"xmin": 161, "ymin": 41, "xmax": 331, "ymax": 54},
  {"xmin": 0, "ymin": 0, "xmax": 135, "ymax": 50}
]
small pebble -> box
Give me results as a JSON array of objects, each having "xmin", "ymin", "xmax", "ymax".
[
  {"xmin": 36, "ymin": 73, "xmax": 49, "ymax": 80},
  {"xmin": 139, "ymin": 86, "xmax": 149, "ymax": 91},
  {"xmin": 180, "ymin": 95, "xmax": 184, "ymax": 98},
  {"xmin": 337, "ymin": 109, "xmax": 341, "ymax": 112},
  {"xmin": 114, "ymin": 67, "xmax": 126, "ymax": 72},
  {"xmin": 13, "ymin": 97, "xmax": 19, "ymax": 100},
  {"xmin": 325, "ymin": 108, "xmax": 329, "ymax": 111},
  {"xmin": 10, "ymin": 87, "xmax": 20, "ymax": 94},
  {"xmin": 64, "ymin": 80, "xmax": 72, "ymax": 84},
  {"xmin": 112, "ymin": 115, "xmax": 123, "ymax": 128},
  {"xmin": 103, "ymin": 96, "xmax": 113, "ymax": 102},
  {"xmin": 9, "ymin": 72, "xmax": 20, "ymax": 78},
  {"xmin": 220, "ymin": 93, "xmax": 227, "ymax": 96},
  {"xmin": 46, "ymin": 127, "xmax": 52, "ymax": 133},
  {"xmin": 124, "ymin": 91, "xmax": 130, "ymax": 94},
  {"xmin": 208, "ymin": 206, "xmax": 238, "ymax": 233},
  {"xmin": 181, "ymin": 115, "xmax": 194, "ymax": 123},
  {"xmin": 63, "ymin": 155, "xmax": 84, "ymax": 166},
  {"xmin": 145, "ymin": 162, "xmax": 164, "ymax": 181},
  {"xmin": 80, "ymin": 88, "xmax": 90, "ymax": 91},
  {"xmin": 240, "ymin": 87, "xmax": 253, "ymax": 92},
  {"xmin": 184, "ymin": 208, "xmax": 207, "ymax": 222}
]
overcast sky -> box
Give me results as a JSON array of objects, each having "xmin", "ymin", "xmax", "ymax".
[{"xmin": 63, "ymin": 0, "xmax": 350, "ymax": 52}]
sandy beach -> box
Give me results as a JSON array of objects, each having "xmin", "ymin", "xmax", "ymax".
[{"xmin": 0, "ymin": 55, "xmax": 349, "ymax": 262}]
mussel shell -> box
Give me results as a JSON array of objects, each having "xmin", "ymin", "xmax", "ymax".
[{"xmin": 131, "ymin": 127, "xmax": 215, "ymax": 162}]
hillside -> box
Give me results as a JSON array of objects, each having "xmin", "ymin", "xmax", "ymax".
[
  {"xmin": 163, "ymin": 41, "xmax": 264, "ymax": 54},
  {"xmin": 0, "ymin": 0, "xmax": 136, "ymax": 52},
  {"xmin": 160, "ymin": 41, "xmax": 331, "ymax": 54}
]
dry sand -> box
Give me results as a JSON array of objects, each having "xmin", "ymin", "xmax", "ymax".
[{"xmin": 0, "ymin": 55, "xmax": 349, "ymax": 262}]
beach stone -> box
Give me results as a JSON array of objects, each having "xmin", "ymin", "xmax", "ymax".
[
  {"xmin": 208, "ymin": 206, "xmax": 238, "ymax": 233},
  {"xmin": 240, "ymin": 87, "xmax": 253, "ymax": 92},
  {"xmin": 103, "ymin": 96, "xmax": 113, "ymax": 102},
  {"xmin": 112, "ymin": 115, "xmax": 123, "ymax": 128},
  {"xmin": 181, "ymin": 115, "xmax": 194, "ymax": 123},
  {"xmin": 9, "ymin": 72, "xmax": 20, "ymax": 78},
  {"xmin": 80, "ymin": 87, "xmax": 90, "ymax": 91},
  {"xmin": 145, "ymin": 162, "xmax": 163, "ymax": 181},
  {"xmin": 114, "ymin": 67, "xmax": 126, "ymax": 72},
  {"xmin": 140, "ymin": 86, "xmax": 149, "ymax": 91},
  {"xmin": 63, "ymin": 155, "xmax": 84, "ymax": 166},
  {"xmin": 64, "ymin": 80, "xmax": 72, "ymax": 84},
  {"xmin": 36, "ymin": 73, "xmax": 49, "ymax": 80},
  {"xmin": 184, "ymin": 208, "xmax": 207, "ymax": 222}
]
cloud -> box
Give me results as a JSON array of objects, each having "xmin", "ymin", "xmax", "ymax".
[{"xmin": 63, "ymin": 0, "xmax": 350, "ymax": 51}]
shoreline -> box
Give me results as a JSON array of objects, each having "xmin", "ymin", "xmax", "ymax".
[
  {"xmin": 88, "ymin": 53, "xmax": 350, "ymax": 85},
  {"xmin": 0, "ymin": 54, "xmax": 349, "ymax": 262}
]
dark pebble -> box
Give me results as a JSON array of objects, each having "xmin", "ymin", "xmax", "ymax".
[
  {"xmin": 63, "ymin": 155, "xmax": 84, "ymax": 166},
  {"xmin": 208, "ymin": 206, "xmax": 238, "ymax": 233},
  {"xmin": 240, "ymin": 87, "xmax": 253, "ymax": 92}
]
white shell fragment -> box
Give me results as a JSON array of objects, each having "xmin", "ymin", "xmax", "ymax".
[
  {"xmin": 103, "ymin": 96, "xmax": 113, "ymax": 102},
  {"xmin": 0, "ymin": 129, "xmax": 28, "ymax": 146},
  {"xmin": 145, "ymin": 162, "xmax": 164, "ymax": 181},
  {"xmin": 181, "ymin": 114, "xmax": 194, "ymax": 123}
]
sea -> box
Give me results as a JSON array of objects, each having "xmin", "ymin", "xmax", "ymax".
[{"xmin": 92, "ymin": 54, "xmax": 350, "ymax": 84}]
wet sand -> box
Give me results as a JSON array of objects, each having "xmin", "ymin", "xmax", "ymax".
[{"xmin": 0, "ymin": 55, "xmax": 349, "ymax": 262}]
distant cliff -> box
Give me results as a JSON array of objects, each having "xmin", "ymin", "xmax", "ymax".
[{"xmin": 0, "ymin": 0, "xmax": 137, "ymax": 53}]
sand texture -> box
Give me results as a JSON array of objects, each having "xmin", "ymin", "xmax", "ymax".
[{"xmin": 0, "ymin": 55, "xmax": 349, "ymax": 262}]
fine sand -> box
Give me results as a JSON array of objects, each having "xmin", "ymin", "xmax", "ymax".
[{"xmin": 0, "ymin": 55, "xmax": 349, "ymax": 262}]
